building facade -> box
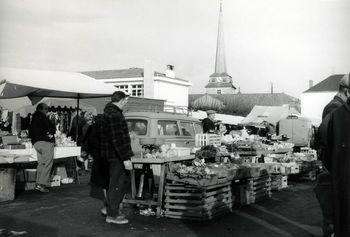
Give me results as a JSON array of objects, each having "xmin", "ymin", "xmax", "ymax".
[
  {"xmin": 301, "ymin": 74, "xmax": 344, "ymax": 125},
  {"xmin": 82, "ymin": 63, "xmax": 191, "ymax": 112}
]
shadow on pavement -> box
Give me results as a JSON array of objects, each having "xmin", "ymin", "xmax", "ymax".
[{"xmin": 0, "ymin": 214, "xmax": 59, "ymax": 237}]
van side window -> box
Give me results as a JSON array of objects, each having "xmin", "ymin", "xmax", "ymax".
[
  {"xmin": 126, "ymin": 119, "xmax": 148, "ymax": 135},
  {"xmin": 180, "ymin": 122, "xmax": 195, "ymax": 136},
  {"xmin": 157, "ymin": 120, "xmax": 180, "ymax": 136},
  {"xmin": 194, "ymin": 123, "xmax": 203, "ymax": 134}
]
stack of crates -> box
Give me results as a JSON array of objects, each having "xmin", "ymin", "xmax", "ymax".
[
  {"xmin": 232, "ymin": 175, "xmax": 272, "ymax": 205},
  {"xmin": 195, "ymin": 134, "xmax": 221, "ymax": 147},
  {"xmin": 164, "ymin": 181, "xmax": 233, "ymax": 220}
]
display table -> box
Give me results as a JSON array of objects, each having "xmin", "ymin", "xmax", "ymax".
[
  {"xmin": 124, "ymin": 155, "xmax": 195, "ymax": 217},
  {"xmin": 0, "ymin": 146, "xmax": 81, "ymax": 164},
  {"xmin": 0, "ymin": 146, "xmax": 81, "ymax": 189}
]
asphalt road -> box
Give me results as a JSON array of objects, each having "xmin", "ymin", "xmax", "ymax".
[{"xmin": 0, "ymin": 175, "xmax": 323, "ymax": 237}]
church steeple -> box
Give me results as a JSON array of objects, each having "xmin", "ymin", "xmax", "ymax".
[
  {"xmin": 205, "ymin": 0, "xmax": 236, "ymax": 94},
  {"xmin": 215, "ymin": 0, "xmax": 227, "ymax": 74}
]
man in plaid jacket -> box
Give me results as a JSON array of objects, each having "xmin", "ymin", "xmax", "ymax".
[{"xmin": 100, "ymin": 91, "xmax": 134, "ymax": 225}]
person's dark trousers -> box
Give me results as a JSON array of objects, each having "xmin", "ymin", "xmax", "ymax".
[
  {"xmin": 106, "ymin": 159, "xmax": 130, "ymax": 217},
  {"xmin": 314, "ymin": 172, "xmax": 334, "ymax": 237}
]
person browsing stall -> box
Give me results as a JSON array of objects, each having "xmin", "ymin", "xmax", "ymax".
[
  {"xmin": 100, "ymin": 91, "xmax": 134, "ymax": 225},
  {"xmin": 29, "ymin": 103, "xmax": 56, "ymax": 193},
  {"xmin": 202, "ymin": 110, "xmax": 216, "ymax": 133}
]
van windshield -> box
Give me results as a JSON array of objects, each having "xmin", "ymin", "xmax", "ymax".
[
  {"xmin": 157, "ymin": 120, "xmax": 180, "ymax": 136},
  {"xmin": 126, "ymin": 119, "xmax": 148, "ymax": 135}
]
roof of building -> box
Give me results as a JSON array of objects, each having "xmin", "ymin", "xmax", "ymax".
[
  {"xmin": 209, "ymin": 72, "xmax": 232, "ymax": 78},
  {"xmin": 189, "ymin": 93, "xmax": 299, "ymax": 117},
  {"xmin": 81, "ymin": 68, "xmax": 189, "ymax": 82},
  {"xmin": 81, "ymin": 68, "xmax": 162, "ymax": 79},
  {"xmin": 205, "ymin": 82, "xmax": 236, "ymax": 89},
  {"xmin": 304, "ymin": 74, "xmax": 345, "ymax": 93}
]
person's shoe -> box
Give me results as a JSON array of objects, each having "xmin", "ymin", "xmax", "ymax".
[
  {"xmin": 100, "ymin": 207, "xmax": 107, "ymax": 216},
  {"xmin": 35, "ymin": 184, "xmax": 49, "ymax": 193},
  {"xmin": 106, "ymin": 216, "xmax": 129, "ymax": 225}
]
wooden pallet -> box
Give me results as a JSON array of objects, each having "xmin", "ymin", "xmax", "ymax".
[
  {"xmin": 164, "ymin": 181, "xmax": 233, "ymax": 220},
  {"xmin": 232, "ymin": 175, "xmax": 272, "ymax": 205}
]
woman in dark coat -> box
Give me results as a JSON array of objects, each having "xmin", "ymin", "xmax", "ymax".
[{"xmin": 325, "ymin": 98, "xmax": 350, "ymax": 236}]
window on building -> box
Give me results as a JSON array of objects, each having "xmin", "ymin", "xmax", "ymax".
[
  {"xmin": 115, "ymin": 85, "xmax": 129, "ymax": 93},
  {"xmin": 217, "ymin": 89, "xmax": 222, "ymax": 94},
  {"xmin": 157, "ymin": 120, "xmax": 180, "ymax": 136},
  {"xmin": 131, "ymin": 84, "xmax": 143, "ymax": 97}
]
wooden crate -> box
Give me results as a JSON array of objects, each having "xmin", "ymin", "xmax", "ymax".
[
  {"xmin": 164, "ymin": 181, "xmax": 233, "ymax": 220},
  {"xmin": 195, "ymin": 134, "xmax": 221, "ymax": 147},
  {"xmin": 0, "ymin": 168, "xmax": 16, "ymax": 202},
  {"xmin": 270, "ymin": 174, "xmax": 288, "ymax": 191},
  {"xmin": 232, "ymin": 175, "xmax": 272, "ymax": 205}
]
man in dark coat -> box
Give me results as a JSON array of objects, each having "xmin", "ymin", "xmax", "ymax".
[
  {"xmin": 100, "ymin": 91, "xmax": 133, "ymax": 225},
  {"xmin": 29, "ymin": 103, "xmax": 56, "ymax": 193},
  {"xmin": 325, "ymin": 97, "xmax": 350, "ymax": 236},
  {"xmin": 315, "ymin": 73, "xmax": 350, "ymax": 237},
  {"xmin": 202, "ymin": 110, "xmax": 216, "ymax": 133}
]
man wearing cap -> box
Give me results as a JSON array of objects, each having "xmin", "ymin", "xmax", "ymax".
[
  {"xmin": 202, "ymin": 110, "xmax": 216, "ymax": 133},
  {"xmin": 324, "ymin": 72, "xmax": 350, "ymax": 236},
  {"xmin": 315, "ymin": 73, "xmax": 350, "ymax": 237}
]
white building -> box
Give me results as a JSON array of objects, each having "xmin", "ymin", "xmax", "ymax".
[
  {"xmin": 301, "ymin": 74, "xmax": 344, "ymax": 126},
  {"xmin": 82, "ymin": 62, "xmax": 192, "ymax": 112}
]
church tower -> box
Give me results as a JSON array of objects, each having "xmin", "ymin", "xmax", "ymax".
[{"xmin": 205, "ymin": 0, "xmax": 236, "ymax": 94}]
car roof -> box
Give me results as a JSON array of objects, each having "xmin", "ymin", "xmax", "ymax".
[{"xmin": 124, "ymin": 111, "xmax": 200, "ymax": 122}]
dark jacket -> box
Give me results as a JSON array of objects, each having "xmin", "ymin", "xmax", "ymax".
[
  {"xmin": 29, "ymin": 111, "xmax": 55, "ymax": 144},
  {"xmin": 100, "ymin": 103, "xmax": 133, "ymax": 162},
  {"xmin": 202, "ymin": 118, "xmax": 215, "ymax": 133},
  {"xmin": 322, "ymin": 95, "xmax": 344, "ymax": 119},
  {"xmin": 325, "ymin": 100, "xmax": 350, "ymax": 236},
  {"xmin": 318, "ymin": 95, "xmax": 345, "ymax": 166}
]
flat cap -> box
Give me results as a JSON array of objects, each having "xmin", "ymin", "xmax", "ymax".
[{"xmin": 206, "ymin": 110, "xmax": 216, "ymax": 115}]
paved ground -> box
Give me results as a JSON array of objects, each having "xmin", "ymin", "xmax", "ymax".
[{"xmin": 0, "ymin": 174, "xmax": 323, "ymax": 237}]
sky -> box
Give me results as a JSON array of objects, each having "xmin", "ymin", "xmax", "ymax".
[{"xmin": 0, "ymin": 0, "xmax": 350, "ymax": 98}]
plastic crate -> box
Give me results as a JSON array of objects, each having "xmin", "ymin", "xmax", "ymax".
[{"xmin": 195, "ymin": 134, "xmax": 221, "ymax": 147}]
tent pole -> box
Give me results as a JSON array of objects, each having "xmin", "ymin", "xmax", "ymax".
[{"xmin": 76, "ymin": 95, "xmax": 80, "ymax": 143}]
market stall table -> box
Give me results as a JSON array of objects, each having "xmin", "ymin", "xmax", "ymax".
[
  {"xmin": 0, "ymin": 146, "xmax": 81, "ymax": 184},
  {"xmin": 124, "ymin": 155, "xmax": 195, "ymax": 217}
]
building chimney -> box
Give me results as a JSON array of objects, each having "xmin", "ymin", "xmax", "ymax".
[
  {"xmin": 270, "ymin": 82, "xmax": 274, "ymax": 94},
  {"xmin": 309, "ymin": 80, "xmax": 313, "ymax": 88},
  {"xmin": 165, "ymin": 64, "xmax": 175, "ymax": 78},
  {"xmin": 143, "ymin": 60, "xmax": 154, "ymax": 98}
]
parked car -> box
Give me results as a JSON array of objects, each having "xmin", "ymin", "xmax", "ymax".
[{"xmin": 125, "ymin": 111, "xmax": 203, "ymax": 155}]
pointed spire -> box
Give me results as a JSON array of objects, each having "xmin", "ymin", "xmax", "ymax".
[{"xmin": 215, "ymin": 0, "xmax": 227, "ymax": 74}]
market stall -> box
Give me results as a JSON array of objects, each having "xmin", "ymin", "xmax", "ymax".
[
  {"xmin": 0, "ymin": 67, "xmax": 116, "ymax": 202},
  {"xmin": 128, "ymin": 128, "xmax": 320, "ymax": 220}
]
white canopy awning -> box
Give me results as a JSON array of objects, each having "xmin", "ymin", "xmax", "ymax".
[{"xmin": 0, "ymin": 67, "xmax": 117, "ymax": 103}]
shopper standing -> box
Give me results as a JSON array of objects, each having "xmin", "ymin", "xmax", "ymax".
[
  {"xmin": 316, "ymin": 73, "xmax": 349, "ymax": 237},
  {"xmin": 325, "ymin": 96, "xmax": 350, "ymax": 236},
  {"xmin": 29, "ymin": 103, "xmax": 56, "ymax": 193},
  {"xmin": 202, "ymin": 110, "xmax": 216, "ymax": 133},
  {"xmin": 100, "ymin": 91, "xmax": 133, "ymax": 225}
]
